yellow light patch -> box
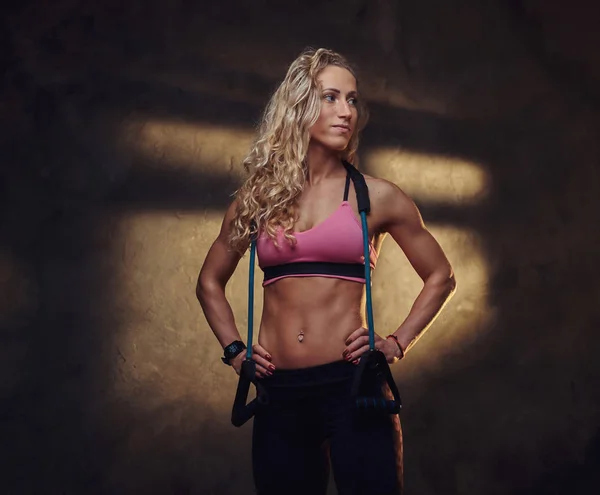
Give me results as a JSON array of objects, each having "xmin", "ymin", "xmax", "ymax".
[
  {"xmin": 112, "ymin": 210, "xmax": 261, "ymax": 409},
  {"xmin": 375, "ymin": 224, "xmax": 492, "ymax": 379},
  {"xmin": 365, "ymin": 147, "xmax": 490, "ymax": 205},
  {"xmin": 125, "ymin": 119, "xmax": 255, "ymax": 177}
]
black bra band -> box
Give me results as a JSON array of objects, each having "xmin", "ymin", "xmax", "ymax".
[{"xmin": 263, "ymin": 262, "xmax": 365, "ymax": 283}]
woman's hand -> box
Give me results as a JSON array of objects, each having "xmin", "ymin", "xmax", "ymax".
[
  {"xmin": 230, "ymin": 343, "xmax": 276, "ymax": 378},
  {"xmin": 343, "ymin": 327, "xmax": 403, "ymax": 365}
]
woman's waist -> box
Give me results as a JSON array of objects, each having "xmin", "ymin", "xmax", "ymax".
[
  {"xmin": 258, "ymin": 308, "xmax": 361, "ymax": 344},
  {"xmin": 257, "ymin": 311, "xmax": 361, "ymax": 369},
  {"xmin": 256, "ymin": 282, "xmax": 363, "ymax": 367}
]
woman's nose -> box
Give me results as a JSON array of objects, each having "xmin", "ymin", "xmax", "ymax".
[{"xmin": 338, "ymin": 100, "xmax": 351, "ymax": 118}]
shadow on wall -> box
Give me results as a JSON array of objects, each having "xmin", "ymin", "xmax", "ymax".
[{"xmin": 544, "ymin": 428, "xmax": 600, "ymax": 494}]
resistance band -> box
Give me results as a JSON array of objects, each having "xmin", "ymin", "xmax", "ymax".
[
  {"xmin": 231, "ymin": 161, "xmax": 401, "ymax": 427},
  {"xmin": 343, "ymin": 162, "xmax": 402, "ymax": 415}
]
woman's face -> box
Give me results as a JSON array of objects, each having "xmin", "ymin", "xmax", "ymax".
[{"xmin": 308, "ymin": 65, "xmax": 359, "ymax": 152}]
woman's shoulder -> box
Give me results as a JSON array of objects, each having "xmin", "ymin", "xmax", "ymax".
[
  {"xmin": 362, "ymin": 174, "xmax": 413, "ymax": 204},
  {"xmin": 361, "ymin": 174, "xmax": 421, "ymax": 230}
]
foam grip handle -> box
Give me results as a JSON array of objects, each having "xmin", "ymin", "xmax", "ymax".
[{"xmin": 355, "ymin": 397, "xmax": 401, "ymax": 414}]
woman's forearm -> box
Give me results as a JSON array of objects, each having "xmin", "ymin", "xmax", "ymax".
[
  {"xmin": 197, "ymin": 279, "xmax": 243, "ymax": 349},
  {"xmin": 392, "ymin": 273, "xmax": 457, "ymax": 354}
]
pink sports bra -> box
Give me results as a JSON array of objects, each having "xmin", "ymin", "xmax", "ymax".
[{"xmin": 256, "ymin": 172, "xmax": 377, "ymax": 286}]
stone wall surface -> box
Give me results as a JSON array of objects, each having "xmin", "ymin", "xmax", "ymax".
[{"xmin": 2, "ymin": 0, "xmax": 600, "ymax": 493}]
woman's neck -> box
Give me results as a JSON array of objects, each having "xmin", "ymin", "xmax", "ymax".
[{"xmin": 305, "ymin": 145, "xmax": 344, "ymax": 186}]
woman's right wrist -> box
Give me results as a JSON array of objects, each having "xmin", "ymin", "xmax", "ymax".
[{"xmin": 221, "ymin": 340, "xmax": 247, "ymax": 365}]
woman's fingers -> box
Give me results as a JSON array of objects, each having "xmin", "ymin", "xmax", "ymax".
[
  {"xmin": 347, "ymin": 334, "xmax": 369, "ymax": 353},
  {"xmin": 252, "ymin": 343, "xmax": 272, "ymax": 360},
  {"xmin": 343, "ymin": 328, "xmax": 394, "ymax": 364},
  {"xmin": 344, "ymin": 327, "xmax": 367, "ymax": 346},
  {"xmin": 252, "ymin": 343, "xmax": 274, "ymax": 368},
  {"xmin": 230, "ymin": 345, "xmax": 274, "ymax": 378},
  {"xmin": 343, "ymin": 328, "xmax": 369, "ymax": 357},
  {"xmin": 344, "ymin": 343, "xmax": 370, "ymax": 362},
  {"xmin": 254, "ymin": 361, "xmax": 274, "ymax": 378},
  {"xmin": 252, "ymin": 343, "xmax": 275, "ymax": 378}
]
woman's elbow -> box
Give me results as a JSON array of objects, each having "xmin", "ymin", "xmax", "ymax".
[
  {"xmin": 196, "ymin": 271, "xmax": 220, "ymax": 304},
  {"xmin": 447, "ymin": 272, "xmax": 457, "ymax": 297},
  {"xmin": 441, "ymin": 262, "xmax": 457, "ymax": 298},
  {"xmin": 195, "ymin": 278, "xmax": 205, "ymax": 303},
  {"xmin": 430, "ymin": 268, "xmax": 456, "ymax": 299}
]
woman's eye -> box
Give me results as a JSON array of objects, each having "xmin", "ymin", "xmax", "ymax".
[
  {"xmin": 324, "ymin": 94, "xmax": 335, "ymax": 102},
  {"xmin": 348, "ymin": 98, "xmax": 358, "ymax": 106}
]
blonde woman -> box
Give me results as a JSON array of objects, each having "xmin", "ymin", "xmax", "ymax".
[{"xmin": 197, "ymin": 48, "xmax": 456, "ymax": 495}]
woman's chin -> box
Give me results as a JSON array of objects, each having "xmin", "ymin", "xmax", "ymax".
[
  {"xmin": 325, "ymin": 140, "xmax": 350, "ymax": 152},
  {"xmin": 309, "ymin": 137, "xmax": 351, "ymax": 153}
]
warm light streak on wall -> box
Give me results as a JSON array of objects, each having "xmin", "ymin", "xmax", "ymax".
[
  {"xmin": 374, "ymin": 225, "xmax": 492, "ymax": 379},
  {"xmin": 113, "ymin": 136, "xmax": 493, "ymax": 410},
  {"xmin": 365, "ymin": 147, "xmax": 491, "ymax": 205},
  {"xmin": 113, "ymin": 211, "xmax": 261, "ymax": 411},
  {"xmin": 366, "ymin": 146, "xmax": 492, "ymax": 376},
  {"xmin": 129, "ymin": 119, "xmax": 255, "ymax": 176}
]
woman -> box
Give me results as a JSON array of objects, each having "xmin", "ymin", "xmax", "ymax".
[{"xmin": 197, "ymin": 48, "xmax": 456, "ymax": 495}]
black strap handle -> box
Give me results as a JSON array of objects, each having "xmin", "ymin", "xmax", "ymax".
[
  {"xmin": 231, "ymin": 359, "xmax": 269, "ymax": 427},
  {"xmin": 351, "ymin": 350, "xmax": 402, "ymax": 414}
]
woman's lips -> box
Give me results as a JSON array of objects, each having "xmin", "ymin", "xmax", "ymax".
[{"xmin": 332, "ymin": 125, "xmax": 351, "ymax": 133}]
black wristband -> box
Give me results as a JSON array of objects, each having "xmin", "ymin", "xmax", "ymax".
[{"xmin": 221, "ymin": 340, "xmax": 247, "ymax": 365}]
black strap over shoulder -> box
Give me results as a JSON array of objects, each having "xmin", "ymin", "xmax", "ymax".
[{"xmin": 342, "ymin": 160, "xmax": 370, "ymax": 214}]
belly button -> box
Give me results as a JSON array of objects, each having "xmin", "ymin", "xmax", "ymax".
[{"xmin": 297, "ymin": 329, "xmax": 304, "ymax": 343}]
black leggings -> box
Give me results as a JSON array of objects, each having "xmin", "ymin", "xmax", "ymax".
[{"xmin": 252, "ymin": 360, "xmax": 403, "ymax": 495}]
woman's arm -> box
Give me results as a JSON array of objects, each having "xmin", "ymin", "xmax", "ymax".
[
  {"xmin": 196, "ymin": 201, "xmax": 274, "ymax": 376},
  {"xmin": 343, "ymin": 179, "xmax": 456, "ymax": 363},
  {"xmin": 377, "ymin": 180, "xmax": 457, "ymax": 355},
  {"xmin": 196, "ymin": 201, "xmax": 246, "ymax": 349}
]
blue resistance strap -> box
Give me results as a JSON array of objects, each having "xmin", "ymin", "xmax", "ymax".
[
  {"xmin": 343, "ymin": 161, "xmax": 402, "ymax": 415},
  {"xmin": 245, "ymin": 237, "xmax": 256, "ymax": 361},
  {"xmin": 350, "ymin": 208, "xmax": 402, "ymax": 413},
  {"xmin": 231, "ymin": 232, "xmax": 268, "ymax": 427},
  {"xmin": 361, "ymin": 210, "xmax": 376, "ymax": 351}
]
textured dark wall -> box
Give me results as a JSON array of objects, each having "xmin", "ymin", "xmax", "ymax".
[{"xmin": 2, "ymin": 0, "xmax": 600, "ymax": 493}]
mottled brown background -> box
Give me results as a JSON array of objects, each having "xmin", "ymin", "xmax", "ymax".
[{"xmin": 2, "ymin": 0, "xmax": 599, "ymax": 493}]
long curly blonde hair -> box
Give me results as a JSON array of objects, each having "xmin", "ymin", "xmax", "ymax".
[{"xmin": 229, "ymin": 47, "xmax": 369, "ymax": 253}]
